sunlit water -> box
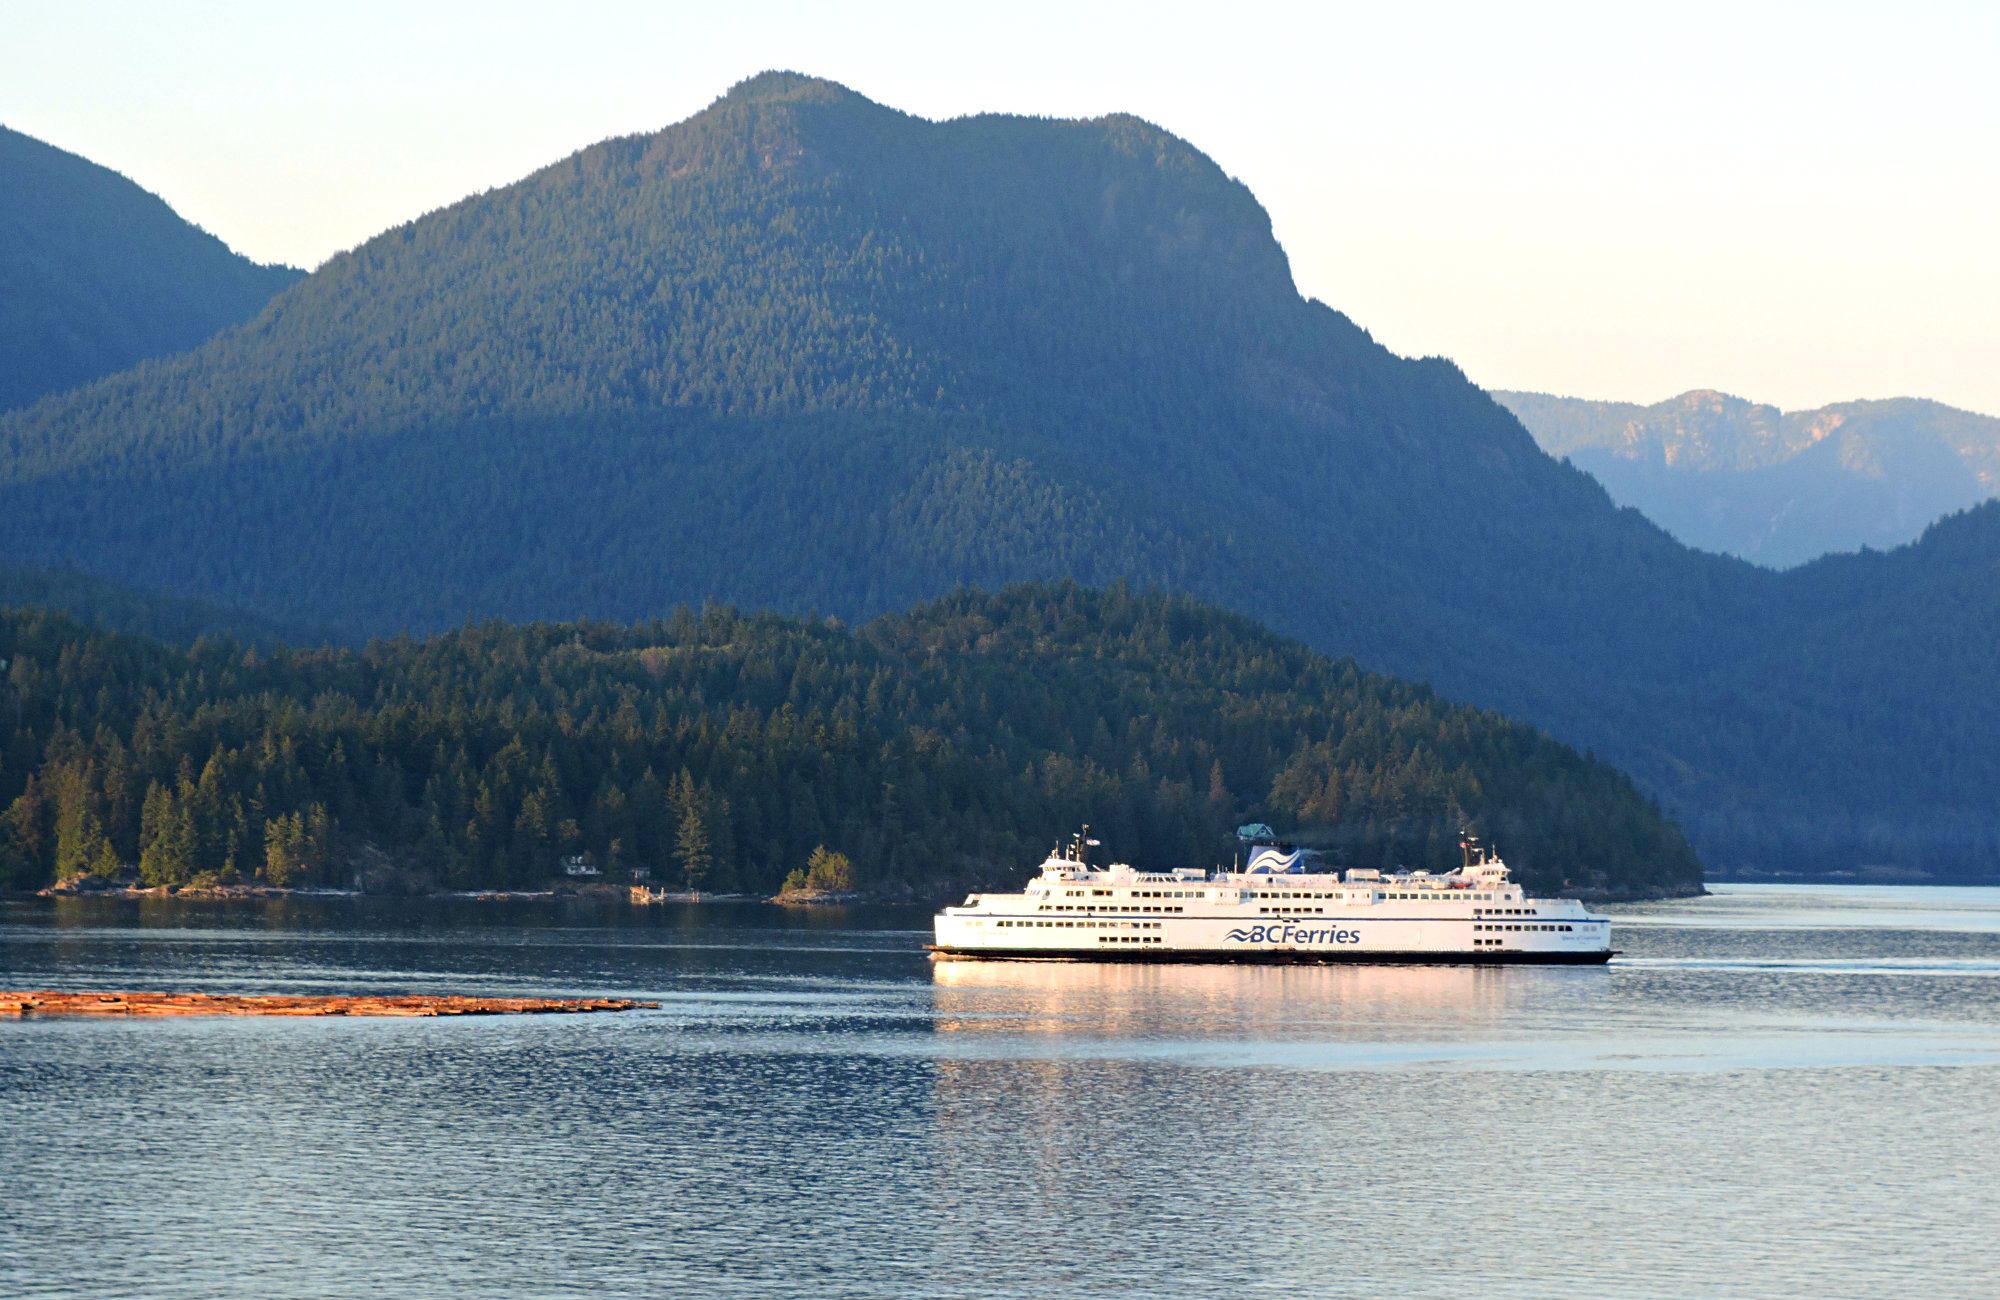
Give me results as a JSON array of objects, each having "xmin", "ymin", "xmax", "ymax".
[{"xmin": 4, "ymin": 884, "xmax": 1998, "ymax": 1297}]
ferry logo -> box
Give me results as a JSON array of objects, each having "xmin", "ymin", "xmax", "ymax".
[{"xmin": 1225, "ymin": 924, "xmax": 1362, "ymax": 945}]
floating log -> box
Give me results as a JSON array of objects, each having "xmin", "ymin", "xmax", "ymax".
[{"xmin": 0, "ymin": 991, "xmax": 656, "ymax": 1018}]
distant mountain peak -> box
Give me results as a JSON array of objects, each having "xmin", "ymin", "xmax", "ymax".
[
  {"xmin": 1671, "ymin": 388, "xmax": 1756, "ymax": 412},
  {"xmin": 1495, "ymin": 387, "xmax": 2000, "ymax": 566}
]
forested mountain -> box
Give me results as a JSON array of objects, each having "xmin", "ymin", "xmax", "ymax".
[
  {"xmin": 1496, "ymin": 389, "xmax": 2000, "ymax": 567},
  {"xmin": 0, "ymin": 126, "xmax": 301, "ymax": 412},
  {"xmin": 0, "ymin": 73, "xmax": 1993, "ymax": 879},
  {"xmin": 0, "ymin": 584, "xmax": 1701, "ymax": 898}
]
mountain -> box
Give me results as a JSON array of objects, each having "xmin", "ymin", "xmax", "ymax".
[
  {"xmin": 0, "ymin": 584, "xmax": 1703, "ymax": 898},
  {"xmin": 1496, "ymin": 389, "xmax": 2000, "ymax": 567},
  {"xmin": 0, "ymin": 126, "xmax": 302, "ymax": 412},
  {"xmin": 0, "ymin": 71, "xmax": 1994, "ymax": 880}
]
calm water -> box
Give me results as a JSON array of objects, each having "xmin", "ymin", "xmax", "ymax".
[{"xmin": 4, "ymin": 884, "xmax": 1999, "ymax": 1298}]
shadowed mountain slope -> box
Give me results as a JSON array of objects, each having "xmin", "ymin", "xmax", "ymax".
[
  {"xmin": 0, "ymin": 126, "xmax": 302, "ymax": 412},
  {"xmin": 0, "ymin": 73, "xmax": 1994, "ymax": 879}
]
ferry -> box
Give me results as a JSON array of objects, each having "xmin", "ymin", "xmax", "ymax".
[{"xmin": 930, "ymin": 829, "xmax": 1611, "ymax": 964}]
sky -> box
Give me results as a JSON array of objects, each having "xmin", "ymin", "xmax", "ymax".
[{"xmin": 5, "ymin": 0, "xmax": 1996, "ymax": 414}]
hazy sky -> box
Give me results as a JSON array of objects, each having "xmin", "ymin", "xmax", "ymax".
[{"xmin": 6, "ymin": 0, "xmax": 1996, "ymax": 414}]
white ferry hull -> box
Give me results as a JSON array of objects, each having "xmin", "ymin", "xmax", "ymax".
[{"xmin": 930, "ymin": 913, "xmax": 1611, "ymax": 965}]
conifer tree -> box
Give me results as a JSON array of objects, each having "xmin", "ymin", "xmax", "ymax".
[
  {"xmin": 264, "ymin": 812, "xmax": 304, "ymax": 886},
  {"xmin": 139, "ymin": 785, "xmax": 195, "ymax": 887},
  {"xmin": 50, "ymin": 762, "xmax": 111, "ymax": 880},
  {"xmin": 672, "ymin": 770, "xmax": 712, "ymax": 891}
]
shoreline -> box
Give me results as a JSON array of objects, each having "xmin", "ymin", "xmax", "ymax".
[
  {"xmin": 22, "ymin": 880, "xmax": 930, "ymax": 905},
  {"xmin": 18, "ymin": 879, "xmax": 1715, "ymax": 907}
]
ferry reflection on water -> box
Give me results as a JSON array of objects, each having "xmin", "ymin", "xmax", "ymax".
[{"xmin": 926, "ymin": 957, "xmax": 1564, "ymax": 1046}]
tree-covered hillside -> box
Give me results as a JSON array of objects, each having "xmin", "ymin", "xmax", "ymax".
[
  {"xmin": 0, "ymin": 585, "xmax": 1701, "ymax": 898},
  {"xmin": 0, "ymin": 126, "xmax": 302, "ymax": 412},
  {"xmin": 1497, "ymin": 389, "xmax": 1999, "ymax": 567},
  {"xmin": 0, "ymin": 73, "xmax": 1992, "ymax": 879}
]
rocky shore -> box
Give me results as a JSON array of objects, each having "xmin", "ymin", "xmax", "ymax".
[
  {"xmin": 36, "ymin": 880, "xmax": 359, "ymax": 900},
  {"xmin": 0, "ymin": 991, "xmax": 657, "ymax": 1018}
]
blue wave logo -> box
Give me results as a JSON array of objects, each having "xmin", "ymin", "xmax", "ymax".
[{"xmin": 1224, "ymin": 928, "xmax": 1255, "ymax": 942}]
